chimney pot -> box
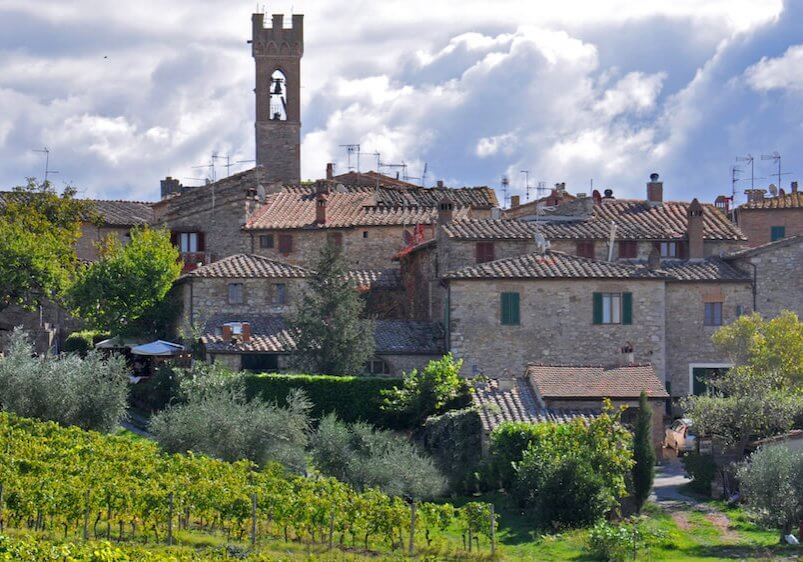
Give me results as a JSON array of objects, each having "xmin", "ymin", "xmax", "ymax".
[
  {"xmin": 325, "ymin": 163, "xmax": 334, "ymax": 180},
  {"xmin": 315, "ymin": 193, "xmax": 327, "ymax": 224},
  {"xmin": 436, "ymin": 180, "xmax": 444, "ymax": 188},
  {"xmin": 646, "ymin": 173, "xmax": 663, "ymax": 205},
  {"xmin": 437, "ymin": 197, "xmax": 454, "ymax": 225},
  {"xmin": 241, "ymin": 322, "xmax": 251, "ymax": 343},
  {"xmin": 603, "ymin": 188, "xmax": 614, "ymax": 199},
  {"xmin": 792, "ymin": 181, "xmax": 798, "ymax": 193},
  {"xmin": 687, "ymin": 198, "xmax": 705, "ymax": 259},
  {"xmin": 510, "ymin": 195, "xmax": 520, "ymax": 208},
  {"xmin": 222, "ymin": 324, "xmax": 233, "ymax": 342}
]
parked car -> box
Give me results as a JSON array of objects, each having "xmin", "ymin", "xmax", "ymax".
[{"xmin": 664, "ymin": 418, "xmax": 698, "ymax": 454}]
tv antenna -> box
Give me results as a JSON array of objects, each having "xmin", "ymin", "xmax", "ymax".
[
  {"xmin": 339, "ymin": 144, "xmax": 361, "ymax": 173},
  {"xmin": 192, "ymin": 160, "xmax": 216, "ymax": 183},
  {"xmin": 761, "ymin": 152, "xmax": 791, "ymax": 191},
  {"xmin": 731, "ymin": 165, "xmax": 742, "ymax": 204},
  {"xmin": 32, "ymin": 147, "xmax": 59, "ymax": 184},
  {"xmin": 211, "ymin": 153, "xmax": 253, "ymax": 178},
  {"xmin": 736, "ymin": 154, "xmax": 754, "ymax": 189},
  {"xmin": 520, "ymin": 170, "xmax": 531, "ymax": 201},
  {"xmin": 501, "ymin": 176, "xmax": 510, "ymax": 208},
  {"xmin": 420, "ymin": 163, "xmax": 428, "ymax": 187}
]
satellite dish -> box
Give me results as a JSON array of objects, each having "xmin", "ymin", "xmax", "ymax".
[
  {"xmin": 336, "ymin": 183, "xmax": 347, "ymax": 193},
  {"xmin": 256, "ymin": 184, "xmax": 266, "ymax": 202},
  {"xmin": 533, "ymin": 229, "xmax": 550, "ymax": 254},
  {"xmin": 768, "ymin": 184, "xmax": 778, "ymax": 196}
]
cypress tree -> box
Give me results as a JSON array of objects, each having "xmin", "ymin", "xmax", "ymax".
[
  {"xmin": 632, "ymin": 390, "xmax": 656, "ymax": 513},
  {"xmin": 288, "ymin": 242, "xmax": 374, "ymax": 375}
]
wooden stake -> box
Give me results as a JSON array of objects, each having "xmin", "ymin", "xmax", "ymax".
[
  {"xmin": 328, "ymin": 512, "xmax": 335, "ymax": 550},
  {"xmin": 167, "ymin": 493, "xmax": 174, "ymax": 546},
  {"xmin": 0, "ymin": 482, "xmax": 4, "ymax": 533},
  {"xmin": 490, "ymin": 504, "xmax": 496, "ymax": 557},
  {"xmin": 408, "ymin": 501, "xmax": 416, "ymax": 556},
  {"xmin": 250, "ymin": 493, "xmax": 257, "ymax": 548},
  {"xmin": 83, "ymin": 490, "xmax": 90, "ymax": 541}
]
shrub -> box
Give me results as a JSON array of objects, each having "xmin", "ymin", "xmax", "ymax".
[
  {"xmin": 681, "ymin": 452, "xmax": 717, "ymax": 496},
  {"xmin": 62, "ymin": 329, "xmax": 109, "ymax": 354},
  {"xmin": 128, "ymin": 360, "xmax": 185, "ymax": 412},
  {"xmin": 587, "ymin": 519, "xmax": 665, "ymax": 562},
  {"xmin": 486, "ymin": 422, "xmax": 545, "ymax": 490},
  {"xmin": 420, "ymin": 408, "xmax": 484, "ymax": 492},
  {"xmin": 631, "ymin": 391, "xmax": 655, "ymax": 513},
  {"xmin": 0, "ymin": 328, "xmax": 129, "ymax": 432},
  {"xmin": 737, "ymin": 445, "xmax": 803, "ymax": 541},
  {"xmin": 149, "ymin": 383, "xmax": 311, "ymax": 472},
  {"xmin": 311, "ymin": 414, "xmax": 447, "ymax": 499},
  {"xmin": 244, "ymin": 372, "xmax": 401, "ymax": 426},
  {"xmin": 381, "ymin": 354, "xmax": 472, "ymax": 428}
]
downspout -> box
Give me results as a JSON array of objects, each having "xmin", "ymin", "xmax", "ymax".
[
  {"xmin": 747, "ymin": 261, "xmax": 757, "ymax": 313},
  {"xmin": 189, "ymin": 278, "xmax": 195, "ymax": 329}
]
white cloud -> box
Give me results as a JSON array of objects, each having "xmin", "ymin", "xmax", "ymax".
[
  {"xmin": 476, "ymin": 132, "xmax": 518, "ymax": 158},
  {"xmin": 745, "ymin": 44, "xmax": 803, "ymax": 92}
]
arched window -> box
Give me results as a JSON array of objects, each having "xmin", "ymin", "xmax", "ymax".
[{"xmin": 269, "ymin": 69, "xmax": 288, "ymax": 121}]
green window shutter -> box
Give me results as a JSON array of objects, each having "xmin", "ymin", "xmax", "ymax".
[
  {"xmin": 592, "ymin": 292, "xmax": 603, "ymax": 324},
  {"xmin": 771, "ymin": 226, "xmax": 785, "ymax": 241},
  {"xmin": 501, "ymin": 292, "xmax": 520, "ymax": 325},
  {"xmin": 622, "ymin": 292, "xmax": 633, "ymax": 325}
]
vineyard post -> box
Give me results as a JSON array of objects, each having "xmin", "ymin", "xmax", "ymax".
[
  {"xmin": 0, "ymin": 482, "xmax": 4, "ymax": 532},
  {"xmin": 167, "ymin": 493, "xmax": 174, "ymax": 546},
  {"xmin": 490, "ymin": 504, "xmax": 496, "ymax": 557},
  {"xmin": 250, "ymin": 493, "xmax": 257, "ymax": 548},
  {"xmin": 328, "ymin": 512, "xmax": 335, "ymax": 550},
  {"xmin": 408, "ymin": 501, "xmax": 416, "ymax": 556},
  {"xmin": 83, "ymin": 490, "xmax": 90, "ymax": 541}
]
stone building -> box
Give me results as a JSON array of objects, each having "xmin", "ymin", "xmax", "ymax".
[
  {"xmin": 725, "ymin": 234, "xmax": 803, "ymax": 319},
  {"xmin": 731, "ymin": 185, "xmax": 802, "ymax": 247}
]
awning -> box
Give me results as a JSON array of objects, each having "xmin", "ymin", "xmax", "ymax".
[
  {"xmin": 95, "ymin": 336, "xmax": 146, "ymax": 349},
  {"xmin": 130, "ymin": 340, "xmax": 184, "ymax": 356}
]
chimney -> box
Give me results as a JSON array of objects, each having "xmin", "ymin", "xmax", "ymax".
[
  {"xmin": 510, "ymin": 195, "xmax": 520, "ymax": 208},
  {"xmin": 315, "ymin": 193, "xmax": 327, "ymax": 225},
  {"xmin": 687, "ymin": 198, "xmax": 705, "ymax": 259},
  {"xmin": 603, "ymin": 188, "xmax": 614, "ymax": 199},
  {"xmin": 620, "ymin": 342, "xmax": 635, "ymax": 366},
  {"xmin": 646, "ymin": 172, "xmax": 663, "ymax": 205},
  {"xmin": 745, "ymin": 189, "xmax": 766, "ymax": 203},
  {"xmin": 326, "ymin": 163, "xmax": 334, "ymax": 180},
  {"xmin": 160, "ymin": 176, "xmax": 182, "ymax": 199},
  {"xmin": 222, "ymin": 324, "xmax": 233, "ymax": 342},
  {"xmin": 438, "ymin": 196, "xmax": 454, "ymax": 225},
  {"xmin": 792, "ymin": 181, "xmax": 799, "ymax": 193},
  {"xmin": 592, "ymin": 189, "xmax": 602, "ymax": 205},
  {"xmin": 647, "ymin": 246, "xmax": 660, "ymax": 269},
  {"xmin": 436, "ymin": 180, "xmax": 444, "ymax": 188},
  {"xmin": 241, "ymin": 322, "xmax": 251, "ymax": 343},
  {"xmin": 714, "ymin": 195, "xmax": 730, "ymax": 213}
]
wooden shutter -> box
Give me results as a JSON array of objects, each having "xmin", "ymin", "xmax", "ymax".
[
  {"xmin": 278, "ymin": 234, "xmax": 293, "ymax": 254},
  {"xmin": 196, "ymin": 232, "xmax": 205, "ymax": 252},
  {"xmin": 622, "ymin": 292, "xmax": 633, "ymax": 325},
  {"xmin": 170, "ymin": 231, "xmax": 178, "ymax": 247},
  {"xmin": 592, "ymin": 292, "xmax": 603, "ymax": 324},
  {"xmin": 678, "ymin": 241, "xmax": 688, "ymax": 259},
  {"xmin": 577, "ymin": 241, "xmax": 594, "ymax": 258},
  {"xmin": 475, "ymin": 242, "xmax": 495, "ymax": 263},
  {"xmin": 501, "ymin": 292, "xmax": 520, "ymax": 325}
]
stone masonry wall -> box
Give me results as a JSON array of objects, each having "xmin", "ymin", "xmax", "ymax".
[
  {"xmin": 448, "ymin": 278, "xmax": 666, "ymax": 380},
  {"xmin": 548, "ymin": 239, "xmax": 742, "ymax": 260},
  {"xmin": 75, "ymin": 225, "xmax": 131, "ymax": 261},
  {"xmin": 730, "ymin": 239, "xmax": 803, "ymax": 319},
  {"xmin": 665, "ymin": 281, "xmax": 753, "ymax": 396},
  {"xmin": 249, "ymin": 224, "xmax": 419, "ymax": 270}
]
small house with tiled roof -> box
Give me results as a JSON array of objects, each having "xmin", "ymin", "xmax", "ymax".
[{"xmin": 732, "ymin": 184, "xmax": 803, "ymax": 247}]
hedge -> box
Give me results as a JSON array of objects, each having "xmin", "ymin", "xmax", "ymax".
[
  {"xmin": 62, "ymin": 330, "xmax": 110, "ymax": 355},
  {"xmin": 243, "ymin": 373, "xmax": 403, "ymax": 427}
]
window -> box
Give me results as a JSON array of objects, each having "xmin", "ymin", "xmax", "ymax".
[
  {"xmin": 328, "ymin": 232, "xmax": 343, "ymax": 248},
  {"xmin": 691, "ymin": 366, "xmax": 729, "ymax": 396},
  {"xmin": 272, "ymin": 283, "xmax": 287, "ymax": 306},
  {"xmin": 659, "ymin": 241, "xmax": 678, "ymax": 258},
  {"xmin": 180, "ymin": 232, "xmax": 198, "ymax": 253},
  {"xmin": 365, "ymin": 358, "xmax": 390, "ymax": 375},
  {"xmin": 475, "ymin": 242, "xmax": 495, "ymax": 263},
  {"xmin": 618, "ymin": 241, "xmax": 637, "ymax": 259},
  {"xmin": 735, "ymin": 304, "xmax": 744, "ymax": 317},
  {"xmin": 500, "ymin": 292, "xmax": 520, "ymax": 325},
  {"xmin": 771, "ymin": 226, "xmax": 786, "ymax": 241},
  {"xmin": 227, "ymin": 283, "xmax": 244, "ymax": 304},
  {"xmin": 362, "ymin": 231, "xmax": 369, "ymax": 239},
  {"xmin": 241, "ymin": 353, "xmax": 279, "ymax": 372},
  {"xmin": 278, "ymin": 234, "xmax": 293, "ymax": 255},
  {"xmin": 704, "ymin": 302, "xmax": 723, "ymax": 326},
  {"xmin": 259, "ymin": 234, "xmax": 274, "ymax": 249},
  {"xmin": 593, "ymin": 292, "xmax": 632, "ymax": 325},
  {"xmin": 576, "ymin": 240, "xmax": 595, "ymax": 259}
]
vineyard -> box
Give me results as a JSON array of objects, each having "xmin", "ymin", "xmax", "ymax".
[{"xmin": 0, "ymin": 413, "xmax": 496, "ymax": 559}]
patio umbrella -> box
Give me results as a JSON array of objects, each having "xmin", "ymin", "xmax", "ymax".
[{"xmin": 130, "ymin": 340, "xmax": 184, "ymax": 356}]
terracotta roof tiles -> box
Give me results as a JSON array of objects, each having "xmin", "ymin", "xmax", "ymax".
[
  {"xmin": 739, "ymin": 191, "xmax": 802, "ymax": 210},
  {"xmin": 527, "ymin": 364, "xmax": 669, "ymax": 399},
  {"xmin": 183, "ymin": 254, "xmax": 309, "ymax": 279}
]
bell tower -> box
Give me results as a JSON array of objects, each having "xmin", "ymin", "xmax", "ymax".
[{"xmin": 251, "ymin": 13, "xmax": 303, "ymax": 184}]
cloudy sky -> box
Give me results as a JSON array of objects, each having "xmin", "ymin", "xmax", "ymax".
[{"xmin": 1, "ymin": 0, "xmax": 801, "ymax": 205}]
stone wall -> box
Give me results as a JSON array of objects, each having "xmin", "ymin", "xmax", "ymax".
[
  {"xmin": 736, "ymin": 208, "xmax": 803, "ymax": 247},
  {"xmin": 729, "ymin": 238, "xmax": 803, "ymax": 319},
  {"xmin": 248, "ymin": 224, "xmax": 421, "ymax": 270},
  {"xmin": 255, "ymin": 121, "xmax": 301, "ymax": 184},
  {"xmin": 437, "ymin": 233, "xmax": 536, "ymax": 274},
  {"xmin": 400, "ymin": 244, "xmax": 438, "ymax": 322},
  {"xmin": 448, "ymin": 278, "xmax": 667, "ymax": 380},
  {"xmin": 75, "ymin": 225, "xmax": 131, "ymax": 261},
  {"xmin": 380, "ymin": 353, "xmax": 441, "ymax": 376},
  {"xmin": 548, "ymin": 239, "xmax": 742, "ymax": 260},
  {"xmin": 664, "ymin": 281, "xmax": 753, "ymax": 396}
]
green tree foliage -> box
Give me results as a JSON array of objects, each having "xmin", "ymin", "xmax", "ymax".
[
  {"xmin": 682, "ymin": 312, "xmax": 803, "ymax": 452},
  {"xmin": 0, "ymin": 179, "xmax": 93, "ymax": 312},
  {"xmin": 149, "ymin": 380, "xmax": 311, "ymax": 472},
  {"xmin": 419, "ymin": 408, "xmax": 484, "ymax": 492},
  {"xmin": 681, "ymin": 452, "xmax": 717, "ymax": 495},
  {"xmin": 311, "ymin": 414, "xmax": 447, "ymax": 499},
  {"xmin": 288, "ymin": 243, "xmax": 374, "ymax": 375},
  {"xmin": 509, "ymin": 401, "xmax": 634, "ymax": 529},
  {"xmin": 737, "ymin": 445, "xmax": 803, "ymax": 542},
  {"xmin": 631, "ymin": 391, "xmax": 655, "ymax": 514},
  {"xmin": 486, "ymin": 422, "xmax": 545, "ymax": 490},
  {"xmin": 381, "ymin": 354, "xmax": 472, "ymax": 427},
  {"xmin": 67, "ymin": 226, "xmax": 181, "ymax": 337},
  {"xmin": 0, "ymin": 329, "xmax": 129, "ymax": 432}
]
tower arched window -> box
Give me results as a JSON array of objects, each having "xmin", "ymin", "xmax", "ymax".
[{"xmin": 269, "ymin": 69, "xmax": 288, "ymax": 121}]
